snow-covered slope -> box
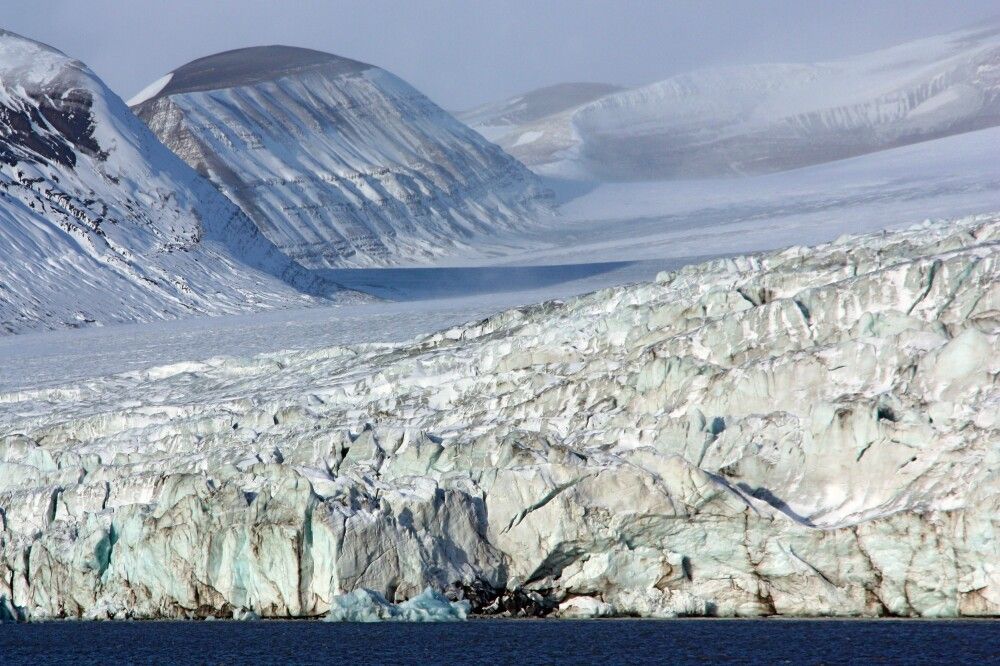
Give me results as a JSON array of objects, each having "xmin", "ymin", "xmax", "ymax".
[
  {"xmin": 131, "ymin": 46, "xmax": 552, "ymax": 268},
  {"xmin": 472, "ymin": 24, "xmax": 1000, "ymax": 180},
  {"xmin": 0, "ymin": 30, "xmax": 363, "ymax": 335},
  {"xmin": 2, "ymin": 214, "xmax": 996, "ymax": 620},
  {"xmin": 458, "ymin": 82, "xmax": 624, "ymax": 139},
  {"xmin": 459, "ymin": 82, "xmax": 626, "ymax": 179}
]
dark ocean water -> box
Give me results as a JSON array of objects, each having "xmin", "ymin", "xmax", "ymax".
[{"xmin": 1, "ymin": 618, "xmax": 997, "ymax": 665}]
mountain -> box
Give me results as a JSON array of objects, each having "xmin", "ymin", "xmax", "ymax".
[
  {"xmin": 0, "ymin": 30, "xmax": 364, "ymax": 335},
  {"xmin": 131, "ymin": 46, "xmax": 552, "ymax": 268},
  {"xmin": 457, "ymin": 82, "xmax": 625, "ymax": 180},
  {"xmin": 2, "ymin": 213, "xmax": 996, "ymax": 619},
  {"xmin": 466, "ymin": 24, "xmax": 1000, "ymax": 180},
  {"xmin": 458, "ymin": 82, "xmax": 624, "ymax": 137}
]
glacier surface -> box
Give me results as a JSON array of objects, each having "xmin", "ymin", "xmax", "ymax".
[
  {"xmin": 1, "ymin": 214, "xmax": 996, "ymax": 619},
  {"xmin": 4, "ymin": 119, "xmax": 1000, "ymax": 391},
  {"xmin": 325, "ymin": 588, "xmax": 469, "ymax": 622}
]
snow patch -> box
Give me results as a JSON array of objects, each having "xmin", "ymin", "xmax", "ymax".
[
  {"xmin": 125, "ymin": 72, "xmax": 173, "ymax": 106},
  {"xmin": 512, "ymin": 130, "xmax": 544, "ymax": 146}
]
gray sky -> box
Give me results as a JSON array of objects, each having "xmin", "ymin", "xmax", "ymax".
[{"xmin": 9, "ymin": 1, "xmax": 1000, "ymax": 110}]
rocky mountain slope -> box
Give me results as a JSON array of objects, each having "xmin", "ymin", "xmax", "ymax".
[
  {"xmin": 131, "ymin": 46, "xmax": 551, "ymax": 268},
  {"xmin": 1, "ymin": 213, "xmax": 996, "ymax": 620},
  {"xmin": 467, "ymin": 24, "xmax": 1000, "ymax": 180},
  {"xmin": 0, "ymin": 30, "xmax": 363, "ymax": 335}
]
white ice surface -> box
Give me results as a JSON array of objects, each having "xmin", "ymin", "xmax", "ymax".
[
  {"xmin": 125, "ymin": 72, "xmax": 172, "ymax": 106},
  {"xmin": 1, "ymin": 215, "xmax": 996, "ymax": 619},
  {"xmin": 0, "ymin": 259, "xmax": 685, "ymax": 392}
]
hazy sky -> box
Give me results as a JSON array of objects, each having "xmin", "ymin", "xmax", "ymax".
[{"xmin": 9, "ymin": 1, "xmax": 1000, "ymax": 109}]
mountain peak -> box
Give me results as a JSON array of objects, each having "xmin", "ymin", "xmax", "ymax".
[
  {"xmin": 133, "ymin": 45, "xmax": 373, "ymax": 104},
  {"xmin": 0, "ymin": 28, "xmax": 87, "ymax": 89}
]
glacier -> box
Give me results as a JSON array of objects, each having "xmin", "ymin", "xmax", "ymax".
[
  {"xmin": 0, "ymin": 213, "xmax": 996, "ymax": 620},
  {"xmin": 325, "ymin": 589, "xmax": 469, "ymax": 623},
  {"xmin": 4, "ymin": 118, "xmax": 1000, "ymax": 393}
]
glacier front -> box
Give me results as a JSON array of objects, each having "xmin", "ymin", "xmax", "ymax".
[{"xmin": 0, "ymin": 214, "xmax": 997, "ymax": 620}]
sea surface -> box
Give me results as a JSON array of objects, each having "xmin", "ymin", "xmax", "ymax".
[{"xmin": 1, "ymin": 618, "xmax": 997, "ymax": 665}]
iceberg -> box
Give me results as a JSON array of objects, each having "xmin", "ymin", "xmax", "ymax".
[{"xmin": 325, "ymin": 589, "xmax": 469, "ymax": 622}]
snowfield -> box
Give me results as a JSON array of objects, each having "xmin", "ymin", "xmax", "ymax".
[
  {"xmin": 4, "ymin": 122, "xmax": 999, "ymax": 389},
  {"xmin": 1, "ymin": 215, "xmax": 996, "ymax": 620}
]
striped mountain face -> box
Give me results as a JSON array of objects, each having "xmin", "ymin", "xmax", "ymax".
[{"xmin": 132, "ymin": 46, "xmax": 552, "ymax": 269}]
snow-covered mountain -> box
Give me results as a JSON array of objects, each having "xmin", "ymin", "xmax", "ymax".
[
  {"xmin": 131, "ymin": 46, "xmax": 551, "ymax": 268},
  {"xmin": 467, "ymin": 24, "xmax": 1000, "ymax": 180},
  {"xmin": 2, "ymin": 214, "xmax": 996, "ymax": 619},
  {"xmin": 0, "ymin": 30, "xmax": 364, "ymax": 335},
  {"xmin": 458, "ymin": 82, "xmax": 624, "ymax": 139}
]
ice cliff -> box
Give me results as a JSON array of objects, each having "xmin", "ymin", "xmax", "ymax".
[
  {"xmin": 325, "ymin": 588, "xmax": 469, "ymax": 622},
  {"xmin": 1, "ymin": 214, "xmax": 997, "ymax": 619}
]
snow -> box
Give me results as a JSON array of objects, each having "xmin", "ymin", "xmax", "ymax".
[
  {"xmin": 3, "ymin": 119, "xmax": 999, "ymax": 389},
  {"xmin": 531, "ymin": 123, "xmax": 1000, "ymax": 263},
  {"xmin": 8, "ymin": 25, "xmax": 999, "ymax": 341},
  {"xmin": 132, "ymin": 47, "xmax": 551, "ymax": 268},
  {"xmin": 2, "ymin": 21, "xmax": 999, "ymax": 624},
  {"xmin": 466, "ymin": 23, "xmax": 1000, "ymax": 179},
  {"xmin": 0, "ymin": 29, "xmax": 76, "ymax": 85},
  {"xmin": 0, "ymin": 30, "xmax": 364, "ymax": 336},
  {"xmin": 125, "ymin": 72, "xmax": 172, "ymax": 106},
  {"xmin": 1, "ymin": 34, "xmax": 998, "ymax": 620},
  {"xmin": 458, "ymin": 82, "xmax": 624, "ymax": 128},
  {"xmin": 512, "ymin": 130, "xmax": 544, "ymax": 146}
]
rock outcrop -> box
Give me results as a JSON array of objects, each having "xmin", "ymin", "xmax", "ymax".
[{"xmin": 1, "ymin": 214, "xmax": 997, "ymax": 619}]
